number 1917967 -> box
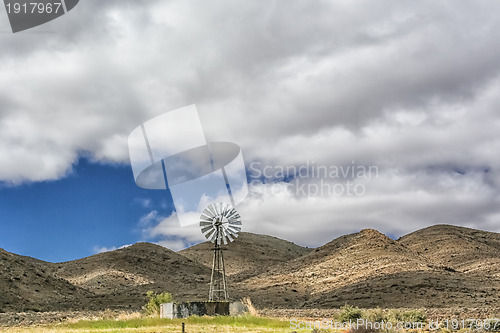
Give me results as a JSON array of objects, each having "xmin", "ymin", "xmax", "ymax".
[{"xmin": 5, "ymin": 2, "xmax": 63, "ymax": 14}]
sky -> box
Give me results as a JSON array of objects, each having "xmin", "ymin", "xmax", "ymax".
[{"xmin": 1, "ymin": 0, "xmax": 500, "ymax": 262}]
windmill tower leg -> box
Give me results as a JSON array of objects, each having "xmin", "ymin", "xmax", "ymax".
[
  {"xmin": 209, "ymin": 226, "xmax": 229, "ymax": 301},
  {"xmin": 220, "ymin": 245, "xmax": 228, "ymax": 300}
]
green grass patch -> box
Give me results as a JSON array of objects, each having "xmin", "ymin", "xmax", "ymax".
[{"xmin": 62, "ymin": 315, "xmax": 290, "ymax": 330}]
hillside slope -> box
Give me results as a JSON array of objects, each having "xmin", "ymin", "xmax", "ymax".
[
  {"xmin": 236, "ymin": 228, "xmax": 500, "ymax": 308},
  {"xmin": 55, "ymin": 242, "xmax": 212, "ymax": 308},
  {"xmin": 178, "ymin": 232, "xmax": 311, "ymax": 276},
  {"xmin": 0, "ymin": 249, "xmax": 93, "ymax": 312},
  {"xmin": 399, "ymin": 224, "xmax": 500, "ymax": 276},
  {"xmin": 1, "ymin": 227, "xmax": 499, "ymax": 312}
]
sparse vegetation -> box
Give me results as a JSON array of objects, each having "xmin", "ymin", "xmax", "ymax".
[
  {"xmin": 241, "ymin": 297, "xmax": 259, "ymax": 317},
  {"xmin": 142, "ymin": 290, "xmax": 174, "ymax": 316},
  {"xmin": 385, "ymin": 309, "xmax": 426, "ymax": 324},
  {"xmin": 363, "ymin": 307, "xmax": 385, "ymax": 322},
  {"xmin": 400, "ymin": 309, "xmax": 426, "ymax": 323},
  {"xmin": 386, "ymin": 308, "xmax": 404, "ymax": 322},
  {"xmin": 2, "ymin": 315, "xmax": 293, "ymax": 333},
  {"xmin": 63, "ymin": 315, "xmax": 289, "ymax": 330},
  {"xmin": 338, "ymin": 304, "xmax": 363, "ymax": 322}
]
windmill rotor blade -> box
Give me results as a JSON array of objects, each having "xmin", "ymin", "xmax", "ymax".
[
  {"xmin": 226, "ymin": 204, "xmax": 233, "ymax": 215},
  {"xmin": 200, "ymin": 218, "xmax": 213, "ymax": 225},
  {"xmin": 225, "ymin": 227, "xmax": 238, "ymax": 237},
  {"xmin": 202, "ymin": 227, "xmax": 213, "ymax": 237},
  {"xmin": 205, "ymin": 228, "xmax": 216, "ymax": 240},
  {"xmin": 228, "ymin": 216, "xmax": 241, "ymax": 223},
  {"xmin": 227, "ymin": 226, "xmax": 241, "ymax": 233},
  {"xmin": 223, "ymin": 224, "xmax": 234, "ymax": 234},
  {"xmin": 227, "ymin": 230, "xmax": 240, "ymax": 239},
  {"xmin": 219, "ymin": 202, "xmax": 226, "ymax": 215},
  {"xmin": 204, "ymin": 232, "xmax": 215, "ymax": 242},
  {"xmin": 224, "ymin": 211, "xmax": 235, "ymax": 221},
  {"xmin": 202, "ymin": 208, "xmax": 213, "ymax": 218},
  {"xmin": 226, "ymin": 229, "xmax": 239, "ymax": 239},
  {"xmin": 229, "ymin": 216, "xmax": 240, "ymax": 223},
  {"xmin": 225, "ymin": 209, "xmax": 238, "ymax": 220},
  {"xmin": 226, "ymin": 228, "xmax": 238, "ymax": 239},
  {"xmin": 201, "ymin": 225, "xmax": 215, "ymax": 234},
  {"xmin": 199, "ymin": 202, "xmax": 242, "ymax": 244},
  {"xmin": 201, "ymin": 212, "xmax": 214, "ymax": 220},
  {"xmin": 213, "ymin": 203, "xmax": 219, "ymax": 216},
  {"xmin": 209, "ymin": 232, "xmax": 218, "ymax": 243},
  {"xmin": 230, "ymin": 214, "xmax": 241, "ymax": 220},
  {"xmin": 207, "ymin": 204, "xmax": 217, "ymax": 217},
  {"xmin": 200, "ymin": 221, "xmax": 213, "ymax": 227}
]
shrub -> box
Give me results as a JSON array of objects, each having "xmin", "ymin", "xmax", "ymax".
[
  {"xmin": 401, "ymin": 309, "xmax": 426, "ymax": 323},
  {"xmin": 363, "ymin": 308, "xmax": 386, "ymax": 323},
  {"xmin": 338, "ymin": 304, "xmax": 363, "ymax": 323},
  {"xmin": 241, "ymin": 297, "xmax": 259, "ymax": 317},
  {"xmin": 386, "ymin": 309, "xmax": 403, "ymax": 323},
  {"xmin": 142, "ymin": 290, "xmax": 174, "ymax": 317},
  {"xmin": 385, "ymin": 309, "xmax": 426, "ymax": 324}
]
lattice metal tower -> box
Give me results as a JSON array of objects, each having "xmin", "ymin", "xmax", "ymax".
[{"xmin": 199, "ymin": 202, "xmax": 242, "ymax": 301}]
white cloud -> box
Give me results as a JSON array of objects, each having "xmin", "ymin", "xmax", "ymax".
[
  {"xmin": 139, "ymin": 211, "xmax": 206, "ymax": 251},
  {"xmin": 93, "ymin": 243, "xmax": 132, "ymax": 254},
  {"xmin": 1, "ymin": 1, "xmax": 500, "ymax": 242},
  {"xmin": 138, "ymin": 210, "xmax": 160, "ymax": 227},
  {"xmin": 133, "ymin": 198, "xmax": 153, "ymax": 209},
  {"xmin": 1, "ymin": 1, "xmax": 500, "ymax": 182},
  {"xmin": 142, "ymin": 166, "xmax": 499, "ymax": 249},
  {"xmin": 237, "ymin": 172, "xmax": 500, "ymax": 247},
  {"xmin": 155, "ymin": 239, "xmax": 192, "ymax": 252}
]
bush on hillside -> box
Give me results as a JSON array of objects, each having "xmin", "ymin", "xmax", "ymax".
[
  {"xmin": 142, "ymin": 290, "xmax": 174, "ymax": 316},
  {"xmin": 338, "ymin": 304, "xmax": 363, "ymax": 323}
]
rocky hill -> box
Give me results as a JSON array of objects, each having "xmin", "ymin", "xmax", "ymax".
[
  {"xmin": 0, "ymin": 249, "xmax": 92, "ymax": 312},
  {"xmin": 178, "ymin": 232, "xmax": 311, "ymax": 276},
  {"xmin": 237, "ymin": 228, "xmax": 500, "ymax": 308},
  {"xmin": 399, "ymin": 224, "xmax": 500, "ymax": 276},
  {"xmin": 0, "ymin": 225, "xmax": 499, "ymax": 312},
  {"xmin": 54, "ymin": 242, "xmax": 212, "ymax": 309}
]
